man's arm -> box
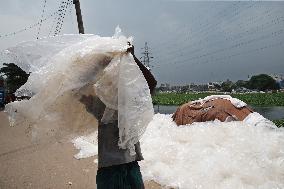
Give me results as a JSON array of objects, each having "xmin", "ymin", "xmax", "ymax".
[{"xmin": 127, "ymin": 45, "xmax": 157, "ymax": 95}]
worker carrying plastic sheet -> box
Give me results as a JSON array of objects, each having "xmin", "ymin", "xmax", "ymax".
[
  {"xmin": 94, "ymin": 43, "xmax": 157, "ymax": 189},
  {"xmin": 2, "ymin": 27, "xmax": 157, "ymax": 189}
]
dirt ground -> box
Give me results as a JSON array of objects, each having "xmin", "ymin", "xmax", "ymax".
[{"xmin": 0, "ymin": 111, "xmax": 162, "ymax": 189}]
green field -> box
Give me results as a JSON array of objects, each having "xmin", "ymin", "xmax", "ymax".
[
  {"xmin": 272, "ymin": 119, "xmax": 284, "ymax": 128},
  {"xmin": 153, "ymin": 92, "xmax": 284, "ymax": 127},
  {"xmin": 153, "ymin": 92, "xmax": 284, "ymax": 106}
]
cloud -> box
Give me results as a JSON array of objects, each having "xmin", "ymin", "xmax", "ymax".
[{"xmin": 1, "ymin": 0, "xmax": 283, "ymax": 83}]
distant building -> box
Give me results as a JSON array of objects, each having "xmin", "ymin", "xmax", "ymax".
[
  {"xmin": 270, "ymin": 74, "xmax": 284, "ymax": 81},
  {"xmin": 270, "ymin": 74, "xmax": 284, "ymax": 89},
  {"xmin": 207, "ymin": 82, "xmax": 220, "ymax": 91},
  {"xmin": 189, "ymin": 83, "xmax": 208, "ymax": 92},
  {"xmin": 279, "ymin": 80, "xmax": 284, "ymax": 89},
  {"xmin": 159, "ymin": 83, "xmax": 171, "ymax": 92}
]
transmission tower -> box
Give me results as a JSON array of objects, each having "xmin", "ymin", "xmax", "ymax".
[{"xmin": 140, "ymin": 42, "xmax": 154, "ymax": 69}]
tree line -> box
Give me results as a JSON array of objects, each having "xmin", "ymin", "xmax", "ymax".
[
  {"xmin": 0, "ymin": 63, "xmax": 281, "ymax": 95},
  {"xmin": 0, "ymin": 63, "xmax": 30, "ymax": 94},
  {"xmin": 219, "ymin": 74, "xmax": 280, "ymax": 92}
]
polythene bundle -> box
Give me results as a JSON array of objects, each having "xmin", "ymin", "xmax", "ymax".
[{"xmin": 2, "ymin": 28, "xmax": 154, "ymax": 155}]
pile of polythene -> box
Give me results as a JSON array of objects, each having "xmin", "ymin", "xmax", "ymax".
[{"xmin": 73, "ymin": 112, "xmax": 284, "ymax": 189}]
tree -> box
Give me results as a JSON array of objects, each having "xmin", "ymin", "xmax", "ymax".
[
  {"xmin": 235, "ymin": 80, "xmax": 248, "ymax": 89},
  {"xmin": 221, "ymin": 79, "xmax": 234, "ymax": 92},
  {"xmin": 247, "ymin": 74, "xmax": 279, "ymax": 91},
  {"xmin": 0, "ymin": 63, "xmax": 29, "ymax": 94},
  {"xmin": 213, "ymin": 83, "xmax": 221, "ymax": 90}
]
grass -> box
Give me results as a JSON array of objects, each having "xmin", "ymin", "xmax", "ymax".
[
  {"xmin": 272, "ymin": 119, "xmax": 284, "ymax": 128},
  {"xmin": 153, "ymin": 92, "xmax": 284, "ymax": 106}
]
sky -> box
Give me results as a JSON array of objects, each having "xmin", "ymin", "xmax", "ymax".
[{"xmin": 0, "ymin": 0, "xmax": 284, "ymax": 85}]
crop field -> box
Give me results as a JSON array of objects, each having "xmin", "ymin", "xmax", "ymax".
[{"xmin": 153, "ymin": 92, "xmax": 284, "ymax": 106}]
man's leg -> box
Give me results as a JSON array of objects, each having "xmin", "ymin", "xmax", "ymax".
[{"xmin": 127, "ymin": 161, "xmax": 145, "ymax": 189}]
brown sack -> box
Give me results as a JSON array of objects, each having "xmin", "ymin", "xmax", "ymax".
[{"xmin": 172, "ymin": 98, "xmax": 253, "ymax": 126}]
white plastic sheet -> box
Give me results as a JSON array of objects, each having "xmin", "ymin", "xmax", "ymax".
[
  {"xmin": 191, "ymin": 95, "xmax": 247, "ymax": 108},
  {"xmin": 2, "ymin": 29, "xmax": 154, "ymax": 155},
  {"xmin": 118, "ymin": 54, "xmax": 154, "ymax": 154},
  {"xmin": 94, "ymin": 53, "xmax": 154, "ymax": 155},
  {"xmin": 73, "ymin": 113, "xmax": 284, "ymax": 189}
]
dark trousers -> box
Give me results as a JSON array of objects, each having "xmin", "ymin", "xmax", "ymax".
[{"xmin": 96, "ymin": 161, "xmax": 145, "ymax": 189}]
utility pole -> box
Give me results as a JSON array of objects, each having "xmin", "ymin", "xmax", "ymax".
[
  {"xmin": 140, "ymin": 42, "xmax": 154, "ymax": 69},
  {"xmin": 73, "ymin": 0, "xmax": 85, "ymax": 34}
]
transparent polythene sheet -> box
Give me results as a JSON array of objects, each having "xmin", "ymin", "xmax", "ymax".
[
  {"xmin": 2, "ymin": 31, "xmax": 154, "ymax": 155},
  {"xmin": 94, "ymin": 53, "xmax": 154, "ymax": 155}
]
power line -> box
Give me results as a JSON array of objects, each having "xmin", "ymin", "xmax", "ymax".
[
  {"xmin": 53, "ymin": 0, "xmax": 72, "ymax": 36},
  {"xmin": 154, "ymin": 40, "xmax": 284, "ymax": 70},
  {"xmin": 195, "ymin": 41, "xmax": 284, "ymax": 66},
  {"xmin": 53, "ymin": 0, "xmax": 67, "ymax": 36},
  {"xmin": 36, "ymin": 0, "xmax": 47, "ymax": 39},
  {"xmin": 159, "ymin": 29, "xmax": 284, "ymax": 68},
  {"xmin": 152, "ymin": 4, "xmax": 284, "ymax": 64},
  {"xmin": 0, "ymin": 11, "xmax": 57, "ymax": 39},
  {"xmin": 153, "ymin": 1, "xmax": 271, "ymax": 61},
  {"xmin": 153, "ymin": 2, "xmax": 260, "ymax": 56},
  {"xmin": 155, "ymin": 14, "xmax": 284, "ymax": 64},
  {"xmin": 48, "ymin": 10, "xmax": 59, "ymax": 36},
  {"xmin": 151, "ymin": 1, "xmax": 243, "ymax": 50},
  {"xmin": 68, "ymin": 0, "xmax": 75, "ymax": 27}
]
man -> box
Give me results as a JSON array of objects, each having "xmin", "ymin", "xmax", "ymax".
[{"xmin": 96, "ymin": 43, "xmax": 157, "ymax": 189}]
